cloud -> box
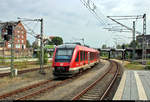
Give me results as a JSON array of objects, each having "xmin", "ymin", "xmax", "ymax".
[{"xmin": 0, "ymin": 0, "xmax": 150, "ymax": 48}]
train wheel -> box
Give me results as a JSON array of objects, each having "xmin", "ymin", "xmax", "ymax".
[{"xmin": 79, "ymin": 68, "xmax": 84, "ymax": 74}]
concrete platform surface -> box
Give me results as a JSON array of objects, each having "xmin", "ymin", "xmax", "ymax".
[{"xmin": 113, "ymin": 70, "xmax": 150, "ymax": 100}]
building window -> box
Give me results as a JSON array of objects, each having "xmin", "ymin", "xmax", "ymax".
[
  {"xmin": 22, "ymin": 31, "xmax": 24, "ymax": 34},
  {"xmin": 17, "ymin": 30, "xmax": 20, "ymax": 33},
  {"xmin": 16, "ymin": 44, "xmax": 20, "ymax": 48},
  {"xmin": 18, "ymin": 35, "xmax": 20, "ymax": 38},
  {"xmin": 8, "ymin": 43, "xmax": 11, "ymax": 48},
  {"xmin": 18, "ymin": 40, "xmax": 20, "ymax": 43},
  {"xmin": 22, "ymin": 40, "xmax": 24, "ymax": 43},
  {"xmin": 24, "ymin": 45, "xmax": 26, "ymax": 49},
  {"xmin": 22, "ymin": 44, "xmax": 25, "ymax": 49},
  {"xmin": 22, "ymin": 35, "xmax": 24, "ymax": 38}
]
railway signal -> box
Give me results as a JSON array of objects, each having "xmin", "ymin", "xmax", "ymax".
[
  {"xmin": 3, "ymin": 35, "xmax": 10, "ymax": 41},
  {"xmin": 7, "ymin": 25, "xmax": 13, "ymax": 35},
  {"xmin": 0, "ymin": 21, "xmax": 18, "ymax": 77},
  {"xmin": 3, "ymin": 25, "xmax": 13, "ymax": 41}
]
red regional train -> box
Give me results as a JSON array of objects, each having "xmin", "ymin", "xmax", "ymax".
[{"xmin": 52, "ymin": 43, "xmax": 100, "ymax": 77}]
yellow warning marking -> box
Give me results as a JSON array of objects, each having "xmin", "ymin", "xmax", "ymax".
[
  {"xmin": 113, "ymin": 71, "xmax": 126, "ymax": 100},
  {"xmin": 134, "ymin": 71, "xmax": 147, "ymax": 100}
]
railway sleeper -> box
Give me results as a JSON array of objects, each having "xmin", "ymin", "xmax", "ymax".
[
  {"xmin": 81, "ymin": 94, "xmax": 100, "ymax": 97},
  {"xmin": 80, "ymin": 96, "xmax": 99, "ymax": 100}
]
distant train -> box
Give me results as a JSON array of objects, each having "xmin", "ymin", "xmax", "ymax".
[{"xmin": 52, "ymin": 43, "xmax": 100, "ymax": 77}]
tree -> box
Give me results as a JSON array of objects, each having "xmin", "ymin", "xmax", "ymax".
[
  {"xmin": 32, "ymin": 41, "xmax": 39, "ymax": 49},
  {"xmin": 37, "ymin": 50, "xmax": 48, "ymax": 64},
  {"xmin": 51, "ymin": 37, "xmax": 63, "ymax": 45},
  {"xmin": 102, "ymin": 44, "xmax": 107, "ymax": 49},
  {"xmin": 129, "ymin": 40, "xmax": 139, "ymax": 48},
  {"xmin": 26, "ymin": 40, "xmax": 31, "ymax": 48},
  {"xmin": 45, "ymin": 40, "xmax": 54, "ymax": 45},
  {"xmin": 116, "ymin": 44, "xmax": 122, "ymax": 49}
]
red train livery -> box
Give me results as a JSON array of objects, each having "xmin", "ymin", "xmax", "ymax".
[{"xmin": 52, "ymin": 43, "xmax": 100, "ymax": 77}]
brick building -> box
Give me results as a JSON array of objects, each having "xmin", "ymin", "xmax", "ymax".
[{"xmin": 0, "ymin": 21, "xmax": 27, "ymax": 50}]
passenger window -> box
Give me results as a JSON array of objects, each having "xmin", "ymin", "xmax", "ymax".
[
  {"xmin": 75, "ymin": 52, "xmax": 79, "ymax": 62},
  {"xmin": 80, "ymin": 51, "xmax": 83, "ymax": 61},
  {"xmin": 84, "ymin": 51, "xmax": 85, "ymax": 61},
  {"xmin": 85, "ymin": 52, "xmax": 87, "ymax": 60}
]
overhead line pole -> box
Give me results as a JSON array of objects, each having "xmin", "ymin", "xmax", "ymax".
[
  {"xmin": 39, "ymin": 18, "xmax": 45, "ymax": 74},
  {"xmin": 133, "ymin": 21, "xmax": 135, "ymax": 60},
  {"xmin": 142, "ymin": 14, "xmax": 146, "ymax": 64}
]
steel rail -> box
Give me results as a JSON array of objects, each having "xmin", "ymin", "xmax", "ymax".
[
  {"xmin": 16, "ymin": 79, "xmax": 70, "ymax": 100},
  {"xmin": 72, "ymin": 60, "xmax": 113, "ymax": 100},
  {"xmin": 0, "ymin": 62, "xmax": 100, "ymax": 100},
  {"xmin": 0, "ymin": 79, "xmax": 53, "ymax": 99},
  {"xmin": 17, "ymin": 64, "xmax": 99, "ymax": 100},
  {"xmin": 0, "ymin": 66, "xmax": 50, "ymax": 77},
  {"xmin": 100, "ymin": 60, "xmax": 119, "ymax": 100}
]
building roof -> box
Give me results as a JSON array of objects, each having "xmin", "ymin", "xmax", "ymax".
[{"xmin": 136, "ymin": 34, "xmax": 150, "ymax": 43}]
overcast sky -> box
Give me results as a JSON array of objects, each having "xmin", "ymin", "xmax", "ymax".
[{"xmin": 0, "ymin": 0, "xmax": 150, "ymax": 48}]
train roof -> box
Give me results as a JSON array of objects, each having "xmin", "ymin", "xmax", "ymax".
[
  {"xmin": 57, "ymin": 44, "xmax": 99, "ymax": 53},
  {"xmin": 76, "ymin": 45, "xmax": 99, "ymax": 53},
  {"xmin": 57, "ymin": 44, "xmax": 77, "ymax": 49}
]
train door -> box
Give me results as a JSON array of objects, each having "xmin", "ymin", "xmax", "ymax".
[{"xmin": 88, "ymin": 52, "xmax": 90, "ymax": 64}]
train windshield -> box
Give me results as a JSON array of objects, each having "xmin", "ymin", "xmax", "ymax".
[
  {"xmin": 55, "ymin": 48, "xmax": 74, "ymax": 62},
  {"xmin": 56, "ymin": 49, "xmax": 73, "ymax": 56}
]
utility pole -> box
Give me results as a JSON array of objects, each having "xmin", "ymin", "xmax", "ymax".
[
  {"xmin": 132, "ymin": 21, "xmax": 135, "ymax": 60},
  {"xmin": 39, "ymin": 18, "xmax": 45, "ymax": 74},
  {"xmin": 2, "ymin": 41, "xmax": 5, "ymax": 64},
  {"xmin": 142, "ymin": 14, "xmax": 146, "ymax": 64},
  {"xmin": 82, "ymin": 38, "xmax": 85, "ymax": 45},
  {"xmin": 10, "ymin": 25, "xmax": 14, "ymax": 77}
]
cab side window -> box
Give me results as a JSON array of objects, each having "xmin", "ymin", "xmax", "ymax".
[
  {"xmin": 75, "ymin": 52, "xmax": 79, "ymax": 62},
  {"xmin": 80, "ymin": 51, "xmax": 83, "ymax": 61}
]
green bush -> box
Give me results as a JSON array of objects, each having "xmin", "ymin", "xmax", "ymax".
[
  {"xmin": 130, "ymin": 61, "xmax": 140, "ymax": 65},
  {"xmin": 145, "ymin": 66, "xmax": 150, "ymax": 70},
  {"xmin": 145, "ymin": 61, "xmax": 150, "ymax": 70},
  {"xmin": 44, "ymin": 53, "xmax": 48, "ymax": 64},
  {"xmin": 147, "ymin": 61, "xmax": 150, "ymax": 65},
  {"xmin": 37, "ymin": 51, "xmax": 48, "ymax": 65}
]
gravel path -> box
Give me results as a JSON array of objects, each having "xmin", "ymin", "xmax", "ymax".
[{"xmin": 36, "ymin": 60, "xmax": 110, "ymax": 100}]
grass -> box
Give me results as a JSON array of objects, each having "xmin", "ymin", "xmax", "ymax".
[
  {"xmin": 0, "ymin": 61, "xmax": 52, "ymax": 70},
  {"xmin": 124, "ymin": 62, "xmax": 145, "ymax": 70},
  {"xmin": 0, "ymin": 56, "xmax": 32, "ymax": 59}
]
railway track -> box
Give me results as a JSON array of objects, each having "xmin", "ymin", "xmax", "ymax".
[
  {"xmin": 0, "ymin": 66, "xmax": 50, "ymax": 77},
  {"xmin": 0, "ymin": 63, "xmax": 100, "ymax": 100},
  {"xmin": 0, "ymin": 60, "xmax": 118, "ymax": 100},
  {"xmin": 72, "ymin": 60, "xmax": 120, "ymax": 100},
  {"xmin": 0, "ymin": 78, "xmax": 69, "ymax": 100}
]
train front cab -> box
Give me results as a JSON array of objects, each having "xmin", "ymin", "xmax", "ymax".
[{"xmin": 52, "ymin": 47, "xmax": 75, "ymax": 77}]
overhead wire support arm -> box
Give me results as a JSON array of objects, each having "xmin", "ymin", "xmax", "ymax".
[
  {"xmin": 107, "ymin": 16, "xmax": 142, "ymax": 35},
  {"xmin": 108, "ymin": 15, "xmax": 143, "ymax": 17}
]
